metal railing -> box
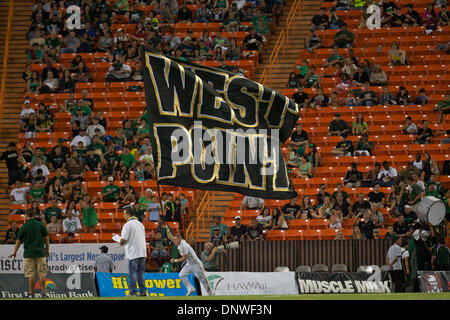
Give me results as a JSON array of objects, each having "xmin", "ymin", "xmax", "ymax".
[
  {"xmin": 185, "ymin": 191, "xmax": 215, "ymax": 242},
  {"xmin": 259, "ymin": 0, "xmax": 303, "ymax": 86},
  {"xmin": 0, "ymin": 0, "xmax": 14, "ymax": 134}
]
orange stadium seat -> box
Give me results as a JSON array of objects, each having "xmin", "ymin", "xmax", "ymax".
[{"xmin": 303, "ymin": 229, "xmax": 322, "ymax": 240}]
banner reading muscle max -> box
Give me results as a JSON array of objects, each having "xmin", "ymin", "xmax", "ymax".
[
  {"xmin": 296, "ymin": 272, "xmax": 393, "ymax": 294},
  {"xmin": 141, "ymin": 48, "xmax": 298, "ymax": 199}
]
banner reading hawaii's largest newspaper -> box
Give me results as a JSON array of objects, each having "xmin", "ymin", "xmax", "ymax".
[
  {"xmin": 141, "ymin": 48, "xmax": 298, "ymax": 199},
  {"xmin": 0, "ymin": 243, "xmax": 127, "ymax": 273},
  {"xmin": 199, "ymin": 272, "xmax": 299, "ymax": 296}
]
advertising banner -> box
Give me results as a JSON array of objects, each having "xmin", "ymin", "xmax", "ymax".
[
  {"xmin": 0, "ymin": 273, "xmax": 97, "ymax": 299},
  {"xmin": 199, "ymin": 272, "xmax": 299, "ymax": 296},
  {"xmin": 0, "ymin": 243, "xmax": 127, "ymax": 273},
  {"xmin": 96, "ymin": 272, "xmax": 198, "ymax": 297},
  {"xmin": 418, "ymin": 271, "xmax": 449, "ymax": 293},
  {"xmin": 296, "ymin": 271, "xmax": 392, "ymax": 294}
]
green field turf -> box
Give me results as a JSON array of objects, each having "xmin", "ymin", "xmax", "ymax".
[{"xmin": 6, "ymin": 292, "xmax": 450, "ymax": 300}]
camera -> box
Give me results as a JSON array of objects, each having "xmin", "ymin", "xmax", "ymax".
[{"xmin": 216, "ymin": 241, "xmax": 239, "ymax": 252}]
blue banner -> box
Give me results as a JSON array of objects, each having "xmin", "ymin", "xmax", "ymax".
[{"xmin": 96, "ymin": 272, "xmax": 198, "ymax": 297}]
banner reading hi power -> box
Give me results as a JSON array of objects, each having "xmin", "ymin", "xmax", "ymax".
[
  {"xmin": 141, "ymin": 48, "xmax": 298, "ymax": 199},
  {"xmin": 297, "ymin": 272, "xmax": 393, "ymax": 294},
  {"xmin": 96, "ymin": 272, "xmax": 197, "ymax": 297}
]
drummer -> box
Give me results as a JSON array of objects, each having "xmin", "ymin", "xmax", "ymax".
[{"xmin": 406, "ymin": 176, "xmax": 423, "ymax": 213}]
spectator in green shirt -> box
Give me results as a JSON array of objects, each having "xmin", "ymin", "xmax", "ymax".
[
  {"xmin": 432, "ymin": 238, "xmax": 449, "ymax": 271},
  {"xmin": 71, "ymin": 99, "xmax": 92, "ymax": 117},
  {"xmin": 8, "ymin": 210, "xmax": 50, "ymax": 299},
  {"xmin": 332, "ymin": 182, "xmax": 351, "ymax": 205},
  {"xmin": 324, "ymin": 45, "xmax": 344, "ymax": 68},
  {"xmin": 255, "ymin": 19, "xmax": 269, "ymax": 37},
  {"xmin": 160, "ymin": 257, "xmax": 174, "ymax": 273},
  {"xmin": 113, "ymin": 0, "xmax": 130, "ymax": 14},
  {"xmin": 209, "ymin": 216, "xmax": 229, "ymax": 237},
  {"xmin": 304, "ymin": 66, "xmax": 320, "ymax": 88},
  {"xmin": 333, "ymin": 23, "xmax": 354, "ymax": 48},
  {"xmin": 120, "ymin": 145, "xmax": 136, "ymax": 169},
  {"xmin": 435, "ymin": 93, "xmax": 450, "ymax": 124},
  {"xmin": 45, "ymin": 31, "xmax": 61, "ymax": 50},
  {"xmin": 30, "ymin": 182, "xmax": 47, "ymax": 203},
  {"xmin": 102, "ymin": 176, "xmax": 121, "ymax": 202},
  {"xmin": 80, "ymin": 196, "xmax": 98, "ymax": 233},
  {"xmin": 44, "ymin": 198, "xmax": 62, "ymax": 223},
  {"xmin": 137, "ymin": 188, "xmax": 153, "ymax": 220}
]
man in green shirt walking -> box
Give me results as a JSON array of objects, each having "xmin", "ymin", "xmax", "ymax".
[{"xmin": 9, "ymin": 210, "xmax": 50, "ymax": 298}]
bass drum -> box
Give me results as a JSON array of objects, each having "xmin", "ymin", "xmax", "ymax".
[{"xmin": 416, "ymin": 196, "xmax": 446, "ymax": 226}]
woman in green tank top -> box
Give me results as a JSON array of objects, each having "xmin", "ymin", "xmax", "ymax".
[
  {"xmin": 214, "ymin": 0, "xmax": 228, "ymax": 9},
  {"xmin": 27, "ymin": 71, "xmax": 41, "ymax": 93}
]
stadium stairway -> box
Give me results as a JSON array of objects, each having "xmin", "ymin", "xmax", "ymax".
[
  {"xmin": 194, "ymin": 191, "xmax": 236, "ymax": 242},
  {"xmin": 0, "ymin": 0, "xmax": 33, "ymax": 240},
  {"xmin": 254, "ymin": 0, "xmax": 323, "ymax": 92},
  {"xmin": 194, "ymin": 0, "xmax": 323, "ymax": 242}
]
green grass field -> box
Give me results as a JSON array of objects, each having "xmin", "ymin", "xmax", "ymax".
[{"xmin": 8, "ymin": 292, "xmax": 450, "ymax": 300}]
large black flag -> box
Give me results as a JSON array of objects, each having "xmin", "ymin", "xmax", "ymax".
[{"xmin": 141, "ymin": 47, "xmax": 298, "ymax": 199}]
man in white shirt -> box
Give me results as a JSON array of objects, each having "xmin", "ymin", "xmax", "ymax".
[
  {"xmin": 10, "ymin": 181, "xmax": 29, "ymax": 204},
  {"xmin": 377, "ymin": 161, "xmax": 398, "ymax": 187},
  {"xmin": 165, "ymin": 226, "xmax": 212, "ymax": 296},
  {"xmin": 119, "ymin": 208, "xmax": 147, "ymax": 296},
  {"xmin": 240, "ymin": 196, "xmax": 264, "ymax": 210},
  {"xmin": 386, "ymin": 236, "xmax": 404, "ymax": 292},
  {"xmin": 20, "ymin": 100, "xmax": 35, "ymax": 119},
  {"xmin": 70, "ymin": 129, "xmax": 91, "ymax": 148},
  {"xmin": 86, "ymin": 116, "xmax": 106, "ymax": 138},
  {"xmin": 62, "ymin": 210, "xmax": 82, "ymax": 233}
]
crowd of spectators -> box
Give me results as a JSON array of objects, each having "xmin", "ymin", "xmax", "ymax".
[
  {"xmin": 5, "ymin": 0, "xmax": 286, "ymax": 266},
  {"xmin": 282, "ymin": 0, "xmax": 449, "ymax": 245},
  {"xmin": 2, "ymin": 0, "xmax": 449, "ymax": 277}
]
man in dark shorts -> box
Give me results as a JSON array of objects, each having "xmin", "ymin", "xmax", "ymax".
[{"xmin": 9, "ymin": 210, "xmax": 50, "ymax": 298}]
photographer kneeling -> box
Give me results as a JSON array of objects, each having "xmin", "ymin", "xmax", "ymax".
[{"xmin": 201, "ymin": 242, "xmax": 221, "ymax": 272}]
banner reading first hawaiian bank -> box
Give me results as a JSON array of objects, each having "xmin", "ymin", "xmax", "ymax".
[{"xmin": 141, "ymin": 48, "xmax": 298, "ymax": 199}]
